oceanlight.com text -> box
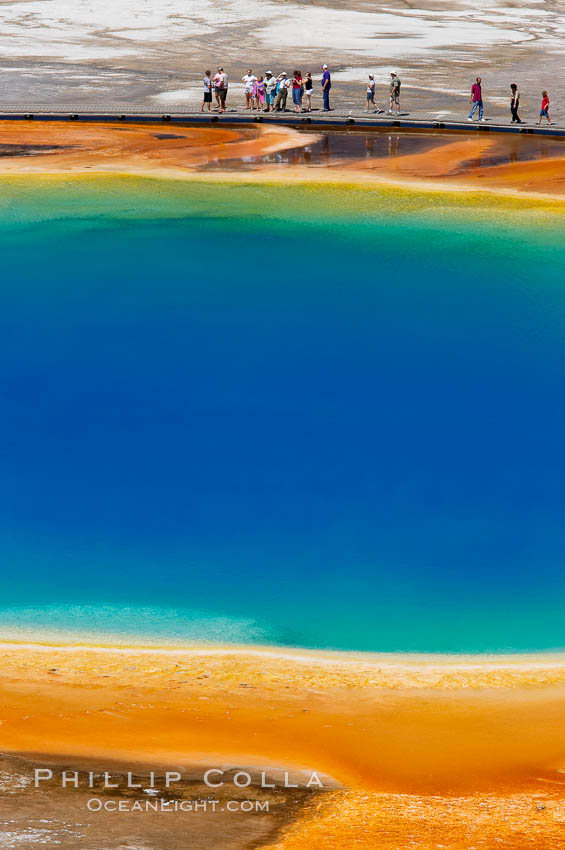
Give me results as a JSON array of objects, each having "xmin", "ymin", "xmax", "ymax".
[{"xmin": 86, "ymin": 797, "xmax": 270, "ymax": 813}]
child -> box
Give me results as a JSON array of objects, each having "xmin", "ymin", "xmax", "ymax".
[
  {"xmin": 201, "ymin": 70, "xmax": 212, "ymax": 112},
  {"xmin": 365, "ymin": 74, "xmax": 376, "ymax": 112},
  {"xmin": 255, "ymin": 76, "xmax": 265, "ymax": 111},
  {"xmin": 538, "ymin": 90, "xmax": 551, "ymax": 125}
]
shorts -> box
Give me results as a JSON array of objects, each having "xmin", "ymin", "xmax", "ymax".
[
  {"xmin": 218, "ymin": 88, "xmax": 227, "ymax": 102},
  {"xmin": 214, "ymin": 86, "xmax": 220, "ymax": 94},
  {"xmin": 391, "ymin": 91, "xmax": 399, "ymax": 103},
  {"xmin": 540, "ymin": 108, "xmax": 549, "ymax": 116},
  {"xmin": 203, "ymin": 92, "xmax": 212, "ymax": 103},
  {"xmin": 305, "ymin": 88, "xmax": 312, "ymax": 97},
  {"xmin": 367, "ymin": 92, "xmax": 374, "ymax": 101}
]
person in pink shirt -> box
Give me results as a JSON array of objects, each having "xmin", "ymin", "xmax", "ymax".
[
  {"xmin": 468, "ymin": 77, "xmax": 485, "ymax": 122},
  {"xmin": 255, "ymin": 76, "xmax": 265, "ymax": 110},
  {"xmin": 212, "ymin": 68, "xmax": 222, "ymax": 109}
]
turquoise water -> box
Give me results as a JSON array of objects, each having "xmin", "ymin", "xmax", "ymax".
[{"xmin": 2, "ymin": 177, "xmax": 565, "ymax": 653}]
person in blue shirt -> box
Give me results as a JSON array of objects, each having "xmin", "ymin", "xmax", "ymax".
[{"xmin": 321, "ymin": 65, "xmax": 331, "ymax": 111}]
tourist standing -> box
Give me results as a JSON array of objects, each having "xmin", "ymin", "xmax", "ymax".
[
  {"xmin": 217, "ymin": 67, "xmax": 228, "ymax": 113},
  {"xmin": 510, "ymin": 83, "xmax": 521, "ymax": 123},
  {"xmin": 468, "ymin": 77, "xmax": 485, "ymax": 121},
  {"xmin": 538, "ymin": 90, "xmax": 551, "ymax": 124},
  {"xmin": 292, "ymin": 70, "xmax": 303, "ymax": 113},
  {"xmin": 304, "ymin": 72, "xmax": 313, "ymax": 111},
  {"xmin": 321, "ymin": 65, "xmax": 331, "ymax": 111},
  {"xmin": 255, "ymin": 76, "xmax": 265, "ymax": 110},
  {"xmin": 365, "ymin": 74, "xmax": 376, "ymax": 112},
  {"xmin": 389, "ymin": 73, "xmax": 401, "ymax": 114},
  {"xmin": 213, "ymin": 68, "xmax": 222, "ymax": 109},
  {"xmin": 242, "ymin": 69, "xmax": 257, "ymax": 109},
  {"xmin": 201, "ymin": 70, "xmax": 212, "ymax": 112},
  {"xmin": 274, "ymin": 72, "xmax": 289, "ymax": 111},
  {"xmin": 265, "ymin": 72, "xmax": 277, "ymax": 111}
]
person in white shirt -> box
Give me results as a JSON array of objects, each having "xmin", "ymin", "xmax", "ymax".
[
  {"xmin": 217, "ymin": 68, "xmax": 228, "ymax": 113},
  {"xmin": 264, "ymin": 71, "xmax": 277, "ymax": 112},
  {"xmin": 242, "ymin": 69, "xmax": 257, "ymax": 109},
  {"xmin": 274, "ymin": 72, "xmax": 289, "ymax": 112},
  {"xmin": 364, "ymin": 74, "xmax": 376, "ymax": 113}
]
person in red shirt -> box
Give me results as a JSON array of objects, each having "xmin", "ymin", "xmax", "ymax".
[
  {"xmin": 468, "ymin": 77, "xmax": 485, "ymax": 122},
  {"xmin": 538, "ymin": 91, "xmax": 551, "ymax": 125},
  {"xmin": 292, "ymin": 70, "xmax": 303, "ymax": 113}
]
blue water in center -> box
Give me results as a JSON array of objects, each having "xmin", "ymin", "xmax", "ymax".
[{"xmin": 1, "ymin": 181, "xmax": 565, "ymax": 652}]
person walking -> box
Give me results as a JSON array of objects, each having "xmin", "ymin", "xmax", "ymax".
[
  {"xmin": 264, "ymin": 71, "xmax": 277, "ymax": 111},
  {"xmin": 365, "ymin": 74, "xmax": 376, "ymax": 112},
  {"xmin": 321, "ymin": 64, "xmax": 331, "ymax": 111},
  {"xmin": 292, "ymin": 70, "xmax": 303, "ymax": 113},
  {"xmin": 274, "ymin": 72, "xmax": 289, "ymax": 111},
  {"xmin": 242, "ymin": 69, "xmax": 257, "ymax": 109},
  {"xmin": 468, "ymin": 77, "xmax": 485, "ymax": 122},
  {"xmin": 510, "ymin": 83, "xmax": 521, "ymax": 123},
  {"xmin": 304, "ymin": 72, "xmax": 313, "ymax": 111},
  {"xmin": 201, "ymin": 70, "xmax": 212, "ymax": 112},
  {"xmin": 538, "ymin": 90, "xmax": 551, "ymax": 124},
  {"xmin": 217, "ymin": 67, "xmax": 228, "ymax": 113},
  {"xmin": 388, "ymin": 72, "xmax": 401, "ymax": 114}
]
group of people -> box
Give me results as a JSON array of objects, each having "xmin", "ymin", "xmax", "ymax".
[
  {"xmin": 469, "ymin": 77, "xmax": 552, "ymax": 125},
  {"xmin": 201, "ymin": 68, "xmax": 553, "ymax": 125},
  {"xmin": 365, "ymin": 72, "xmax": 401, "ymax": 114},
  {"xmin": 201, "ymin": 67, "xmax": 228, "ymax": 112},
  {"xmin": 201, "ymin": 65, "xmax": 332, "ymax": 113}
]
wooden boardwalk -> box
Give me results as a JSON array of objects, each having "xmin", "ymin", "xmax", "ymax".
[{"xmin": 1, "ymin": 105, "xmax": 565, "ymax": 139}]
